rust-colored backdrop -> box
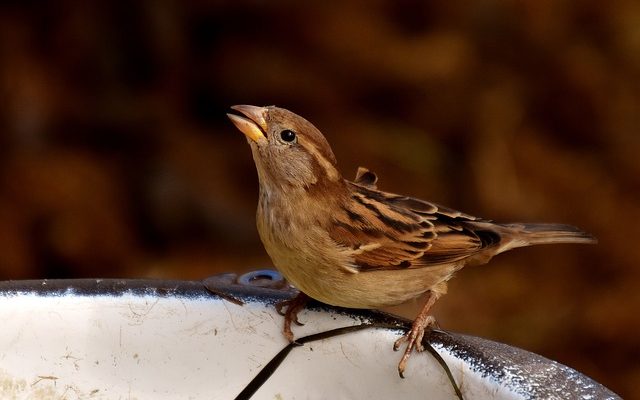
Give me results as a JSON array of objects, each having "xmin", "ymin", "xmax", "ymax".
[{"xmin": 1, "ymin": 2, "xmax": 638, "ymax": 397}]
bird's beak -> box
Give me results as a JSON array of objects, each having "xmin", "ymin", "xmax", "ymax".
[{"xmin": 227, "ymin": 105, "xmax": 268, "ymax": 143}]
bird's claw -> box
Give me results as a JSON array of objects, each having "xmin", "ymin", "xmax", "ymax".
[
  {"xmin": 394, "ymin": 315, "xmax": 436, "ymax": 378},
  {"xmin": 274, "ymin": 301, "xmax": 287, "ymax": 316},
  {"xmin": 275, "ymin": 292, "xmax": 309, "ymax": 342}
]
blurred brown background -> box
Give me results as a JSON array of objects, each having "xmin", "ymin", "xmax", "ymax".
[{"xmin": 0, "ymin": 1, "xmax": 638, "ymax": 397}]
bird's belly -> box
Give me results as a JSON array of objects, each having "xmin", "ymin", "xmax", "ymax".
[
  {"xmin": 257, "ymin": 207, "xmax": 455, "ymax": 309},
  {"xmin": 272, "ymin": 252, "xmax": 454, "ymax": 309}
]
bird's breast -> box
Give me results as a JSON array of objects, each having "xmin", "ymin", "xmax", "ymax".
[{"xmin": 256, "ymin": 192, "xmax": 359, "ymax": 300}]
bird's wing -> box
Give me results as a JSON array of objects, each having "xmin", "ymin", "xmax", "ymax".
[{"xmin": 329, "ymin": 181, "xmax": 498, "ymax": 271}]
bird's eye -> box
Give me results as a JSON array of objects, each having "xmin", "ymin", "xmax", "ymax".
[{"xmin": 280, "ymin": 129, "xmax": 296, "ymax": 143}]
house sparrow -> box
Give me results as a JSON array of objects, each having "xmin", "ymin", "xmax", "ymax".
[{"xmin": 227, "ymin": 105, "xmax": 596, "ymax": 377}]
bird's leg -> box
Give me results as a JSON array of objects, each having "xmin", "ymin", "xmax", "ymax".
[
  {"xmin": 393, "ymin": 290, "xmax": 439, "ymax": 378},
  {"xmin": 275, "ymin": 292, "xmax": 309, "ymax": 342}
]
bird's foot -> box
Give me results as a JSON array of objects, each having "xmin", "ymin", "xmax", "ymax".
[
  {"xmin": 275, "ymin": 292, "xmax": 309, "ymax": 342},
  {"xmin": 393, "ymin": 315, "xmax": 436, "ymax": 378}
]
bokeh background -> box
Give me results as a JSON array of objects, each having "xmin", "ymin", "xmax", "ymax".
[{"xmin": 1, "ymin": 1, "xmax": 638, "ymax": 397}]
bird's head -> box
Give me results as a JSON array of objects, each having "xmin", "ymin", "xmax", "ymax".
[{"xmin": 228, "ymin": 105, "xmax": 342, "ymax": 192}]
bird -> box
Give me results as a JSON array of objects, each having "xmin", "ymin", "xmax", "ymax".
[{"xmin": 227, "ymin": 104, "xmax": 596, "ymax": 377}]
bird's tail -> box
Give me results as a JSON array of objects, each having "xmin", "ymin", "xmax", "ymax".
[
  {"xmin": 495, "ymin": 223, "xmax": 597, "ymax": 253},
  {"xmin": 472, "ymin": 221, "xmax": 598, "ymax": 255}
]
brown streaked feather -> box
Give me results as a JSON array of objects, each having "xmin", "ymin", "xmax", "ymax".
[
  {"xmin": 329, "ymin": 181, "xmax": 491, "ymax": 272},
  {"xmin": 354, "ymin": 167, "xmax": 378, "ymax": 189}
]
